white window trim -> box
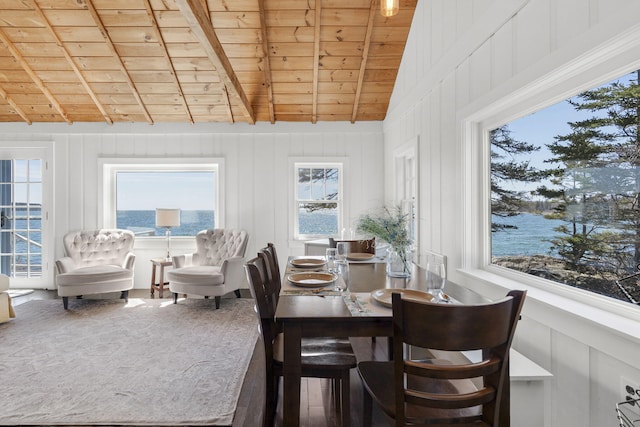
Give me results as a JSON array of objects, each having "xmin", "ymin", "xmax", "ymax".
[
  {"xmin": 459, "ymin": 26, "xmax": 640, "ymax": 328},
  {"xmin": 98, "ymin": 157, "xmax": 225, "ymax": 237},
  {"xmin": 289, "ymin": 157, "xmax": 348, "ymax": 241}
]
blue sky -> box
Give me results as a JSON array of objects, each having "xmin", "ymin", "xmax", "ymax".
[
  {"xmin": 499, "ymin": 72, "xmax": 635, "ymax": 194},
  {"xmin": 116, "ymin": 172, "xmax": 215, "ymax": 211}
]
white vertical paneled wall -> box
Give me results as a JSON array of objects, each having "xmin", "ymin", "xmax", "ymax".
[
  {"xmin": 384, "ymin": 0, "xmax": 640, "ymax": 425},
  {"xmin": 0, "ymin": 121, "xmax": 385, "ymax": 293}
]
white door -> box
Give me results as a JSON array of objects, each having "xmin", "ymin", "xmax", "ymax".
[
  {"xmin": 0, "ymin": 146, "xmax": 52, "ymax": 289},
  {"xmin": 394, "ymin": 137, "xmax": 419, "ymax": 258}
]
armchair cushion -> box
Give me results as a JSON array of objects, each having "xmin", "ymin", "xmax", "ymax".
[
  {"xmin": 168, "ymin": 266, "xmax": 224, "ymax": 286},
  {"xmin": 56, "ymin": 265, "xmax": 134, "ymax": 287}
]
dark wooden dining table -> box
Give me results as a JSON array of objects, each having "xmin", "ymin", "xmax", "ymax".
[{"xmin": 275, "ymin": 258, "xmax": 488, "ymax": 427}]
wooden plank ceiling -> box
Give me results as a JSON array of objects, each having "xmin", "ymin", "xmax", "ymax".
[{"xmin": 0, "ymin": 0, "xmax": 417, "ymax": 124}]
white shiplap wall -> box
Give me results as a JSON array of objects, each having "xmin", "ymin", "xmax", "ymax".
[
  {"xmin": 0, "ymin": 121, "xmax": 385, "ymax": 292},
  {"xmin": 383, "ymin": 0, "xmax": 640, "ymax": 425}
]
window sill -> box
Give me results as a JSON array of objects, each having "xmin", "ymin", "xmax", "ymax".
[{"xmin": 458, "ymin": 267, "xmax": 640, "ymax": 349}]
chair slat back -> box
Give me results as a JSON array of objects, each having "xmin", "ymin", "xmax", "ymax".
[
  {"xmin": 267, "ymin": 243, "xmax": 281, "ymax": 282},
  {"xmin": 329, "ymin": 238, "xmax": 376, "ymax": 254},
  {"xmin": 257, "ymin": 250, "xmax": 279, "ymax": 316},
  {"xmin": 245, "ymin": 256, "xmax": 278, "ymax": 350},
  {"xmin": 391, "ymin": 290, "xmax": 526, "ymax": 426},
  {"xmin": 260, "ymin": 243, "xmax": 281, "ymax": 299}
]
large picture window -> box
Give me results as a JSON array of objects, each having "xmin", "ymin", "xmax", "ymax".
[
  {"xmin": 490, "ymin": 70, "xmax": 640, "ymax": 305},
  {"xmin": 101, "ymin": 160, "xmax": 222, "ymax": 237},
  {"xmin": 294, "ymin": 163, "xmax": 342, "ymax": 239}
]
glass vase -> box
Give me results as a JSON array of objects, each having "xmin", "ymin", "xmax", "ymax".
[{"xmin": 386, "ymin": 246, "xmax": 412, "ymax": 278}]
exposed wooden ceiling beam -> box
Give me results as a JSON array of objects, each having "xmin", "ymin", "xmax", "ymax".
[
  {"xmin": 0, "ymin": 86, "xmax": 31, "ymax": 124},
  {"xmin": 258, "ymin": 0, "xmax": 275, "ymax": 124},
  {"xmin": 85, "ymin": 0, "xmax": 154, "ymax": 124},
  {"xmin": 194, "ymin": 0, "xmax": 232, "ymax": 123},
  {"xmin": 142, "ymin": 0, "xmax": 194, "ymax": 124},
  {"xmin": 0, "ymin": 28, "xmax": 71, "ymax": 124},
  {"xmin": 312, "ymin": 0, "xmax": 322, "ymax": 124},
  {"xmin": 176, "ymin": 0, "xmax": 255, "ymax": 124},
  {"xmin": 351, "ymin": 0, "xmax": 377, "ymax": 123},
  {"xmin": 30, "ymin": 0, "xmax": 113, "ymax": 125}
]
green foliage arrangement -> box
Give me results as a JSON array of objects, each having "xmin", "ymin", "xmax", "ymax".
[{"xmin": 356, "ymin": 206, "xmax": 412, "ymax": 252}]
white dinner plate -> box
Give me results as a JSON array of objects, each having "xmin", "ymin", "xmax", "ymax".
[
  {"xmin": 370, "ymin": 288, "xmax": 434, "ymax": 307},
  {"xmin": 288, "ymin": 272, "xmax": 337, "ymax": 288},
  {"xmin": 290, "ymin": 258, "xmax": 327, "ymax": 268},
  {"xmin": 347, "ymin": 252, "xmax": 375, "ymax": 261}
]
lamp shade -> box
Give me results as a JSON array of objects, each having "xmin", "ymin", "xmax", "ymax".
[
  {"xmin": 156, "ymin": 208, "xmax": 180, "ymax": 228},
  {"xmin": 380, "ymin": 0, "xmax": 399, "ymax": 17}
]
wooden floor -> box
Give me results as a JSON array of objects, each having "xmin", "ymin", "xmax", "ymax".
[{"xmin": 11, "ymin": 289, "xmax": 391, "ymax": 427}]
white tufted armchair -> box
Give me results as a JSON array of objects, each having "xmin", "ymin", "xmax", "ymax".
[
  {"xmin": 55, "ymin": 229, "xmax": 136, "ymax": 310},
  {"xmin": 168, "ymin": 228, "xmax": 249, "ymax": 309}
]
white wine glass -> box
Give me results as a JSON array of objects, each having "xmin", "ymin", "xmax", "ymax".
[
  {"xmin": 334, "ymin": 259, "xmax": 349, "ymax": 292},
  {"xmin": 325, "ymin": 248, "xmax": 338, "ymax": 273},
  {"xmin": 426, "ymin": 259, "xmax": 447, "ymax": 302},
  {"xmin": 336, "ymin": 242, "xmax": 349, "ymax": 261}
]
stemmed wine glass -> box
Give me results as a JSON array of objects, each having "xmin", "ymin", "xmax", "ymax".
[
  {"xmin": 336, "ymin": 242, "xmax": 349, "ymax": 261},
  {"xmin": 426, "ymin": 258, "xmax": 447, "ymax": 302},
  {"xmin": 325, "ymin": 248, "xmax": 338, "ymax": 273},
  {"xmin": 334, "ymin": 259, "xmax": 349, "ymax": 292}
]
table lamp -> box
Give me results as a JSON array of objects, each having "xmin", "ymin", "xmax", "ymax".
[{"xmin": 156, "ymin": 208, "xmax": 180, "ymax": 261}]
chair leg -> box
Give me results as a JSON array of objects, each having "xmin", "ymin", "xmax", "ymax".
[
  {"xmin": 120, "ymin": 290, "xmax": 128, "ymax": 302},
  {"xmin": 173, "ymin": 292, "xmax": 178, "ymax": 304},
  {"xmin": 362, "ymin": 383, "xmax": 373, "ymax": 427},
  {"xmin": 264, "ymin": 373, "xmax": 277, "ymax": 427},
  {"xmin": 215, "ymin": 296, "xmax": 221, "ymax": 309},
  {"xmin": 234, "ymin": 289, "xmax": 241, "ymax": 298},
  {"xmin": 62, "ymin": 296, "xmax": 69, "ymax": 310},
  {"xmin": 340, "ymin": 372, "xmax": 350, "ymax": 427}
]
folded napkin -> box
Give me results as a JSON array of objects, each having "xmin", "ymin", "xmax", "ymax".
[
  {"xmin": 280, "ymin": 288, "xmax": 343, "ymax": 296},
  {"xmin": 343, "ymin": 292, "xmax": 392, "ymax": 317}
]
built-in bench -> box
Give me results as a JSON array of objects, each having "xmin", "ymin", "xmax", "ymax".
[
  {"xmin": 510, "ymin": 349, "xmax": 553, "ymax": 427},
  {"xmin": 457, "ymin": 348, "xmax": 552, "ymax": 427}
]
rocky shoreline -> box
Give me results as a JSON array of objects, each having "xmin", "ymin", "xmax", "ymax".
[{"xmin": 492, "ymin": 255, "xmax": 638, "ymax": 303}]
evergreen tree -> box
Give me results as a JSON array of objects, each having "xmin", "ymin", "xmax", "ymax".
[
  {"xmin": 490, "ymin": 126, "xmax": 548, "ymax": 232},
  {"xmin": 541, "ymin": 71, "xmax": 640, "ymax": 271}
]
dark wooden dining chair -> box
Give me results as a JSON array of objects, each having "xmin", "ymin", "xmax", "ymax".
[
  {"xmin": 329, "ymin": 237, "xmax": 376, "ymax": 254},
  {"xmin": 357, "ymin": 289, "xmax": 526, "ymax": 426},
  {"xmin": 260, "ymin": 243, "xmax": 282, "ymax": 297},
  {"xmin": 245, "ymin": 255, "xmax": 357, "ymax": 427}
]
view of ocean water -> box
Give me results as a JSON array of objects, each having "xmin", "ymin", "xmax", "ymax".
[
  {"xmin": 491, "ymin": 213, "xmax": 564, "ymax": 257},
  {"xmin": 116, "ymin": 210, "xmax": 560, "ymax": 258},
  {"xmin": 117, "ymin": 210, "xmax": 215, "ymax": 236},
  {"xmin": 298, "ymin": 211, "xmax": 338, "ymax": 235}
]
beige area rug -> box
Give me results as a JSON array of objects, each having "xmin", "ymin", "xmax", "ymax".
[{"xmin": 0, "ymin": 297, "xmax": 259, "ymax": 426}]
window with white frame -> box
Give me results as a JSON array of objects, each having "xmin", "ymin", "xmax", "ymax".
[
  {"xmin": 294, "ymin": 162, "xmax": 342, "ymax": 239},
  {"xmin": 101, "ymin": 160, "xmax": 222, "ymax": 237},
  {"xmin": 461, "ymin": 40, "xmax": 640, "ymax": 317},
  {"xmin": 489, "ymin": 70, "xmax": 640, "ymax": 305}
]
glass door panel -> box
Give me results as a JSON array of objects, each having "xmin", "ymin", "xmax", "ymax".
[{"xmin": 0, "ymin": 159, "xmax": 44, "ymax": 280}]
